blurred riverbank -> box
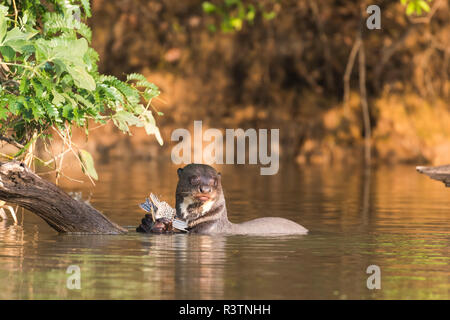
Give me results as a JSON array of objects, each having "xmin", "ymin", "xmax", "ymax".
[
  {"xmin": 82, "ymin": 0, "xmax": 450, "ymax": 165},
  {"xmin": 1, "ymin": 0, "xmax": 449, "ymax": 166}
]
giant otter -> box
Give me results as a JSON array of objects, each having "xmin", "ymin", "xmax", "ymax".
[{"xmin": 138, "ymin": 164, "xmax": 308, "ymax": 235}]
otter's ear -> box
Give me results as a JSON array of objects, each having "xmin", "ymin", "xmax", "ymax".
[
  {"xmin": 217, "ymin": 172, "xmax": 221, "ymax": 179},
  {"xmin": 177, "ymin": 168, "xmax": 183, "ymax": 177}
]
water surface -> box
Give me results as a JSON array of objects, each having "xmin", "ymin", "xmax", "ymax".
[{"xmin": 0, "ymin": 161, "xmax": 448, "ymax": 299}]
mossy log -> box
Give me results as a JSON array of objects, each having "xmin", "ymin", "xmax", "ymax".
[
  {"xmin": 0, "ymin": 161, "xmax": 126, "ymax": 234},
  {"xmin": 416, "ymin": 165, "xmax": 450, "ymax": 187}
]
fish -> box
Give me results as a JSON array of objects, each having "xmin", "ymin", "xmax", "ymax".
[{"xmin": 139, "ymin": 193, "xmax": 188, "ymax": 232}]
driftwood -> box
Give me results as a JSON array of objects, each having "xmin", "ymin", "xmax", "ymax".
[
  {"xmin": 0, "ymin": 161, "xmax": 126, "ymax": 234},
  {"xmin": 416, "ymin": 165, "xmax": 450, "ymax": 187}
]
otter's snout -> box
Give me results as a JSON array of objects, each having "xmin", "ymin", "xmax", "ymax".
[{"xmin": 199, "ymin": 185, "xmax": 212, "ymax": 193}]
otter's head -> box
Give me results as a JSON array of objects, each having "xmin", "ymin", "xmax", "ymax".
[{"xmin": 175, "ymin": 164, "xmax": 224, "ymax": 222}]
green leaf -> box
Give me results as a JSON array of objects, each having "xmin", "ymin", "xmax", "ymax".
[
  {"xmin": 141, "ymin": 110, "xmax": 163, "ymax": 145},
  {"xmin": 418, "ymin": 1, "xmax": 430, "ymax": 13},
  {"xmin": 81, "ymin": 0, "xmax": 92, "ymax": 17},
  {"xmin": 19, "ymin": 78, "xmax": 28, "ymax": 94},
  {"xmin": 30, "ymin": 100, "xmax": 45, "ymax": 120},
  {"xmin": 36, "ymin": 39, "xmax": 97, "ymax": 90},
  {"xmin": 126, "ymin": 73, "xmax": 148, "ymax": 82},
  {"xmin": 1, "ymin": 27, "xmax": 38, "ymax": 53},
  {"xmin": 0, "ymin": 5, "xmax": 8, "ymax": 42},
  {"xmin": 143, "ymin": 86, "xmax": 160, "ymax": 100},
  {"xmin": 62, "ymin": 104, "xmax": 73, "ymax": 119},
  {"xmin": 7, "ymin": 98, "xmax": 21, "ymax": 115},
  {"xmin": 98, "ymin": 83, "xmax": 124, "ymax": 105},
  {"xmin": 0, "ymin": 45, "xmax": 15, "ymax": 61},
  {"xmin": 230, "ymin": 18, "xmax": 243, "ymax": 30},
  {"xmin": 246, "ymin": 5, "xmax": 256, "ymax": 21},
  {"xmin": 202, "ymin": 2, "xmax": 217, "ymax": 13},
  {"xmin": 52, "ymin": 89, "xmax": 65, "ymax": 105},
  {"xmin": 406, "ymin": 2, "xmax": 416, "ymax": 15},
  {"xmin": 263, "ymin": 11, "xmax": 276, "ymax": 21},
  {"xmin": 136, "ymin": 79, "xmax": 154, "ymax": 88},
  {"xmin": 44, "ymin": 102, "xmax": 60, "ymax": 121},
  {"xmin": 65, "ymin": 64, "xmax": 96, "ymax": 91},
  {"xmin": 108, "ymin": 79, "xmax": 140, "ymax": 105},
  {"xmin": 35, "ymin": 38, "xmax": 88, "ymax": 66},
  {"xmin": 43, "ymin": 11, "xmax": 91, "ymax": 41},
  {"xmin": 77, "ymin": 22, "xmax": 92, "ymax": 42},
  {"xmin": 113, "ymin": 110, "xmax": 141, "ymax": 127},
  {"xmin": 78, "ymin": 149, "xmax": 98, "ymax": 180},
  {"xmin": 72, "ymin": 93, "xmax": 94, "ymax": 110},
  {"xmin": 225, "ymin": 0, "xmax": 240, "ymax": 7},
  {"xmin": 0, "ymin": 106, "xmax": 8, "ymax": 120}
]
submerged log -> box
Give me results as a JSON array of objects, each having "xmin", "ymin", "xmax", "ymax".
[
  {"xmin": 416, "ymin": 165, "xmax": 450, "ymax": 187},
  {"xmin": 0, "ymin": 161, "xmax": 126, "ymax": 234}
]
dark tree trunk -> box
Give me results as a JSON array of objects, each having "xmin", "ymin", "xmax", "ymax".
[
  {"xmin": 417, "ymin": 165, "xmax": 450, "ymax": 187},
  {"xmin": 0, "ymin": 161, "xmax": 126, "ymax": 234}
]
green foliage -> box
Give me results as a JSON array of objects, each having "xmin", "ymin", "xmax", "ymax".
[
  {"xmin": 0, "ymin": 0, "xmax": 163, "ymax": 181},
  {"xmin": 401, "ymin": 0, "xmax": 432, "ymax": 16},
  {"xmin": 202, "ymin": 0, "xmax": 278, "ymax": 33},
  {"xmin": 78, "ymin": 148, "xmax": 97, "ymax": 180}
]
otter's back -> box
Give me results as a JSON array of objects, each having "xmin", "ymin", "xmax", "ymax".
[{"xmin": 231, "ymin": 217, "xmax": 308, "ymax": 235}]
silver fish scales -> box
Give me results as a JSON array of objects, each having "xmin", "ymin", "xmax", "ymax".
[{"xmin": 139, "ymin": 193, "xmax": 188, "ymax": 231}]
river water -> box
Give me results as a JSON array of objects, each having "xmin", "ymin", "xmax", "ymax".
[{"xmin": 0, "ymin": 160, "xmax": 448, "ymax": 299}]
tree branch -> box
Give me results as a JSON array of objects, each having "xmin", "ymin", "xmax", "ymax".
[
  {"xmin": 358, "ymin": 37, "xmax": 371, "ymax": 164},
  {"xmin": 0, "ymin": 135, "xmax": 24, "ymax": 149},
  {"xmin": 343, "ymin": 37, "xmax": 361, "ymax": 112},
  {"xmin": 0, "ymin": 161, "xmax": 126, "ymax": 234}
]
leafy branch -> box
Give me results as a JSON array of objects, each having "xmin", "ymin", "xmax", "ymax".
[{"xmin": 0, "ymin": 0, "xmax": 163, "ymax": 183}]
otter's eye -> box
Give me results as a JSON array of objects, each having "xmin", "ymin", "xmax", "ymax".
[
  {"xmin": 189, "ymin": 176, "xmax": 200, "ymax": 185},
  {"xmin": 210, "ymin": 178, "xmax": 218, "ymax": 187}
]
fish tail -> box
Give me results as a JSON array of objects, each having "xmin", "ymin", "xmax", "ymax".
[
  {"xmin": 172, "ymin": 218, "xmax": 188, "ymax": 232},
  {"xmin": 139, "ymin": 198, "xmax": 153, "ymax": 212}
]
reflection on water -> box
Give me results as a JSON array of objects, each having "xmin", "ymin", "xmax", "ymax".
[{"xmin": 0, "ymin": 161, "xmax": 448, "ymax": 299}]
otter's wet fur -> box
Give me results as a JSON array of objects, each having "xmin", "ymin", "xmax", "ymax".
[{"xmin": 176, "ymin": 164, "xmax": 308, "ymax": 235}]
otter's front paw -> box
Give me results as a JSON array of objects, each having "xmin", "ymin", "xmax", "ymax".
[
  {"xmin": 136, "ymin": 216, "xmax": 174, "ymax": 233},
  {"xmin": 136, "ymin": 214, "xmax": 154, "ymax": 233},
  {"xmin": 151, "ymin": 218, "xmax": 173, "ymax": 233}
]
